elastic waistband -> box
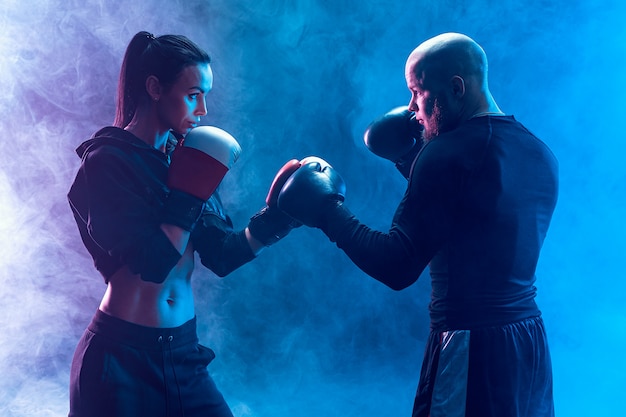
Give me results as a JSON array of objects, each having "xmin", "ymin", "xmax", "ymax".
[
  {"xmin": 88, "ymin": 309, "xmax": 198, "ymax": 350},
  {"xmin": 431, "ymin": 314, "xmax": 544, "ymax": 333}
]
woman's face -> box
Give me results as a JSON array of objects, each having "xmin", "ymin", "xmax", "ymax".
[{"xmin": 157, "ymin": 63, "xmax": 213, "ymax": 135}]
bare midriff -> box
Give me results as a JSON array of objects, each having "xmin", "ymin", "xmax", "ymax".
[{"xmin": 98, "ymin": 244, "xmax": 196, "ymax": 328}]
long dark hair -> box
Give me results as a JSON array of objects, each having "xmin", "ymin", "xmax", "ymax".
[{"xmin": 113, "ymin": 31, "xmax": 211, "ymax": 128}]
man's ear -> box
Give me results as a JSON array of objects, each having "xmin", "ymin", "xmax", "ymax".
[
  {"xmin": 450, "ymin": 75, "xmax": 465, "ymax": 98},
  {"xmin": 145, "ymin": 75, "xmax": 161, "ymax": 101}
]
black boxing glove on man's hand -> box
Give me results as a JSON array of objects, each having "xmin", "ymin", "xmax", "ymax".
[
  {"xmin": 276, "ymin": 156, "xmax": 346, "ymax": 229},
  {"xmin": 163, "ymin": 126, "xmax": 241, "ymax": 231},
  {"xmin": 248, "ymin": 159, "xmax": 302, "ymax": 246},
  {"xmin": 364, "ymin": 106, "xmax": 424, "ymax": 179}
]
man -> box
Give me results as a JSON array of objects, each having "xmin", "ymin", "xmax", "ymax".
[{"xmin": 278, "ymin": 33, "xmax": 558, "ymax": 417}]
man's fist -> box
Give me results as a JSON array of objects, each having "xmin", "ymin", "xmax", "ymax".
[
  {"xmin": 364, "ymin": 106, "xmax": 423, "ymax": 179},
  {"xmin": 277, "ymin": 157, "xmax": 346, "ymax": 228}
]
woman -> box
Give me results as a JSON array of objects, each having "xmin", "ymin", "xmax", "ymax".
[{"xmin": 67, "ymin": 31, "xmax": 298, "ymax": 417}]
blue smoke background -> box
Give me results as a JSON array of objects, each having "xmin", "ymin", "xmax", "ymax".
[{"xmin": 0, "ymin": 0, "xmax": 624, "ymax": 415}]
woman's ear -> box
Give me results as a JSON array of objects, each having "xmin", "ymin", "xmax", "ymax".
[{"xmin": 145, "ymin": 75, "xmax": 161, "ymax": 102}]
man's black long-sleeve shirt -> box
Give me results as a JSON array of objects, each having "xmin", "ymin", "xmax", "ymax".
[{"xmin": 324, "ymin": 115, "xmax": 558, "ymax": 331}]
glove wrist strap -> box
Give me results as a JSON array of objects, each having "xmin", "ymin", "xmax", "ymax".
[{"xmin": 248, "ymin": 206, "xmax": 299, "ymax": 246}]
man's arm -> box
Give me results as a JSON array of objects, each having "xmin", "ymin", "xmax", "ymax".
[{"xmin": 277, "ymin": 143, "xmax": 463, "ymax": 290}]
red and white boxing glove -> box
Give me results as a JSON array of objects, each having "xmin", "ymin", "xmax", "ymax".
[
  {"xmin": 248, "ymin": 159, "xmax": 302, "ymax": 246},
  {"xmin": 164, "ymin": 126, "xmax": 241, "ymax": 231},
  {"xmin": 168, "ymin": 126, "xmax": 241, "ymax": 200}
]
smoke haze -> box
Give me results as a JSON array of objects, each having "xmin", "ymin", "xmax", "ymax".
[{"xmin": 0, "ymin": 0, "xmax": 624, "ymax": 415}]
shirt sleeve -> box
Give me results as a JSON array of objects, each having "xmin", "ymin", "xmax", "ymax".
[
  {"xmin": 322, "ymin": 140, "xmax": 466, "ymax": 290},
  {"xmin": 190, "ymin": 193, "xmax": 256, "ymax": 277},
  {"xmin": 80, "ymin": 145, "xmax": 182, "ymax": 283}
]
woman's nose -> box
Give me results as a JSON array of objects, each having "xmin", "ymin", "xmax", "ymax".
[{"xmin": 196, "ymin": 97, "xmax": 207, "ymax": 116}]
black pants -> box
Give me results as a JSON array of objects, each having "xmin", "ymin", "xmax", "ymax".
[
  {"xmin": 68, "ymin": 309, "xmax": 233, "ymax": 417},
  {"xmin": 412, "ymin": 316, "xmax": 554, "ymax": 417}
]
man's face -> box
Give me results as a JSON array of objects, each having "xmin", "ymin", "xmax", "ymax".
[
  {"xmin": 405, "ymin": 58, "xmax": 454, "ymax": 142},
  {"xmin": 158, "ymin": 63, "xmax": 213, "ymax": 135}
]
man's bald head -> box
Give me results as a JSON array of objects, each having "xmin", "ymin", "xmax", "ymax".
[
  {"xmin": 404, "ymin": 33, "xmax": 499, "ymax": 141},
  {"xmin": 405, "ymin": 32, "xmax": 488, "ymax": 91}
]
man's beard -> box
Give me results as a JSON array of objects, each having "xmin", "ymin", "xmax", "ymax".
[
  {"xmin": 422, "ymin": 98, "xmax": 458, "ymax": 142},
  {"xmin": 421, "ymin": 98, "xmax": 445, "ymax": 142}
]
